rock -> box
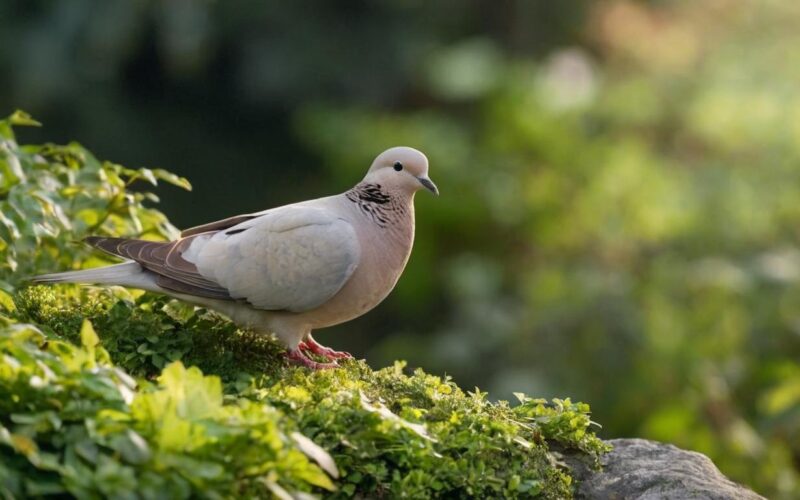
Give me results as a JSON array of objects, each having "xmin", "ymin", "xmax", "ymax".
[{"xmin": 565, "ymin": 438, "xmax": 764, "ymax": 500}]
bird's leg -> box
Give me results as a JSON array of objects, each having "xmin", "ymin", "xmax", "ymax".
[
  {"xmin": 285, "ymin": 347, "xmax": 339, "ymax": 370},
  {"xmin": 300, "ymin": 334, "xmax": 353, "ymax": 360}
]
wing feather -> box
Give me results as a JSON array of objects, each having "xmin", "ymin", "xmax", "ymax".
[
  {"xmin": 84, "ymin": 205, "xmax": 361, "ymax": 312},
  {"xmin": 84, "ymin": 236, "xmax": 231, "ymax": 299},
  {"xmin": 180, "ymin": 214, "xmax": 260, "ymax": 237},
  {"xmin": 193, "ymin": 206, "xmax": 361, "ymax": 312}
]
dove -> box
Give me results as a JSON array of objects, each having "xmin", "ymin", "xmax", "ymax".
[{"xmin": 32, "ymin": 147, "xmax": 437, "ymax": 369}]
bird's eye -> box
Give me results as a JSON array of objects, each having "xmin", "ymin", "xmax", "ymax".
[{"xmin": 393, "ymin": 161, "xmax": 403, "ymax": 171}]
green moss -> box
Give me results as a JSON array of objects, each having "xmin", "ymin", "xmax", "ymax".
[
  {"xmin": 0, "ymin": 112, "xmax": 608, "ymax": 498},
  {"xmin": 6, "ymin": 287, "xmax": 609, "ymax": 498},
  {"xmin": 3, "ymin": 290, "xmax": 609, "ymax": 498}
]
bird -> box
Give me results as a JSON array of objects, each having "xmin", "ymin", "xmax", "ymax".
[{"xmin": 31, "ymin": 147, "xmax": 437, "ymax": 369}]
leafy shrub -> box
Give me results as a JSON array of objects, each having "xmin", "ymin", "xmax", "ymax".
[
  {"xmin": 0, "ymin": 324, "xmax": 335, "ymax": 498},
  {"xmin": 0, "ymin": 110, "xmax": 189, "ymax": 293},
  {"xmin": 0, "ymin": 113, "xmax": 607, "ymax": 498}
]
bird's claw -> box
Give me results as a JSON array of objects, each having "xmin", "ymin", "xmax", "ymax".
[
  {"xmin": 300, "ymin": 336, "xmax": 353, "ymax": 361},
  {"xmin": 285, "ymin": 335, "xmax": 352, "ymax": 370},
  {"xmin": 286, "ymin": 347, "xmax": 339, "ymax": 370}
]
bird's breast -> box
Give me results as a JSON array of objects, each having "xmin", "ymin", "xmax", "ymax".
[{"xmin": 297, "ymin": 201, "xmax": 415, "ymax": 329}]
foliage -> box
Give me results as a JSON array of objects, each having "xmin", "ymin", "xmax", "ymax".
[
  {"xmin": 0, "ymin": 114, "xmax": 608, "ymax": 498},
  {"xmin": 0, "ymin": 325, "xmax": 335, "ymax": 499},
  {"xmin": 0, "ymin": 110, "xmax": 190, "ymax": 291}
]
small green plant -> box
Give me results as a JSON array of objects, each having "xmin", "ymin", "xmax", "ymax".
[
  {"xmin": 0, "ymin": 113, "xmax": 608, "ymax": 498},
  {"xmin": 0, "ymin": 323, "xmax": 337, "ymax": 498}
]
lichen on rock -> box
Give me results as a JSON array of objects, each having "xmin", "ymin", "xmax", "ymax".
[{"xmin": 564, "ymin": 438, "xmax": 765, "ymax": 500}]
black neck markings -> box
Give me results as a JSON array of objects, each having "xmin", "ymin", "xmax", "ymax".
[{"xmin": 347, "ymin": 183, "xmax": 407, "ymax": 228}]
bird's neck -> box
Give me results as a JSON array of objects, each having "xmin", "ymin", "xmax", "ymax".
[
  {"xmin": 345, "ymin": 182, "xmax": 415, "ymax": 232},
  {"xmin": 346, "ymin": 182, "xmax": 416, "ymax": 277}
]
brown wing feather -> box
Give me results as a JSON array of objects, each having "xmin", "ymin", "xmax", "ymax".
[
  {"xmin": 180, "ymin": 214, "xmax": 258, "ymax": 238},
  {"xmin": 84, "ymin": 236, "xmax": 232, "ymax": 300}
]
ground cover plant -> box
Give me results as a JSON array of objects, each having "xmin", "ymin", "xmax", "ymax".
[{"xmin": 0, "ymin": 113, "xmax": 607, "ymax": 498}]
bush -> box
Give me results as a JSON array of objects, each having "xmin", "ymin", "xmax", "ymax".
[{"xmin": 0, "ymin": 113, "xmax": 607, "ymax": 498}]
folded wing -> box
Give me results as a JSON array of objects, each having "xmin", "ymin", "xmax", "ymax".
[
  {"xmin": 86, "ymin": 206, "xmax": 361, "ymax": 313},
  {"xmin": 84, "ymin": 236, "xmax": 232, "ymax": 299},
  {"xmin": 192, "ymin": 206, "xmax": 361, "ymax": 312}
]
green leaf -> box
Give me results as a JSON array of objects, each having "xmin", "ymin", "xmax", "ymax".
[
  {"xmin": 0, "ymin": 289, "xmax": 15, "ymax": 312},
  {"xmin": 152, "ymin": 169, "xmax": 192, "ymax": 191},
  {"xmin": 111, "ymin": 430, "xmax": 152, "ymax": 465},
  {"xmin": 291, "ymin": 431, "xmax": 339, "ymax": 479},
  {"xmin": 80, "ymin": 319, "xmax": 99, "ymax": 349},
  {"xmin": 8, "ymin": 110, "xmax": 42, "ymax": 127}
]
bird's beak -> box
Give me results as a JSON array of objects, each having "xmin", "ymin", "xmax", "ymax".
[{"xmin": 417, "ymin": 176, "xmax": 439, "ymax": 196}]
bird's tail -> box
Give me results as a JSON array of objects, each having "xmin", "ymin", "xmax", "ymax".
[{"xmin": 29, "ymin": 261, "xmax": 150, "ymax": 288}]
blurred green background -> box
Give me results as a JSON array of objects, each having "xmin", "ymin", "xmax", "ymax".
[{"xmin": 2, "ymin": 0, "xmax": 799, "ymax": 496}]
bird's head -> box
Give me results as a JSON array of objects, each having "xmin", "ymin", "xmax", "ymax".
[{"xmin": 364, "ymin": 147, "xmax": 438, "ymax": 196}]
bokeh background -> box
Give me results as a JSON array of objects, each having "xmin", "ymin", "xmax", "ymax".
[{"xmin": 3, "ymin": 0, "xmax": 799, "ymax": 496}]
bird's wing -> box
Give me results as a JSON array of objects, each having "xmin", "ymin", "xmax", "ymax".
[
  {"xmin": 191, "ymin": 205, "xmax": 361, "ymax": 312},
  {"xmin": 86, "ymin": 205, "xmax": 361, "ymax": 312},
  {"xmin": 180, "ymin": 212, "xmax": 263, "ymax": 237},
  {"xmin": 84, "ymin": 235, "xmax": 233, "ymax": 299}
]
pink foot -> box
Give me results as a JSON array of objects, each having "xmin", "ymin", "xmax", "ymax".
[
  {"xmin": 301, "ymin": 335, "xmax": 353, "ymax": 360},
  {"xmin": 286, "ymin": 347, "xmax": 339, "ymax": 370}
]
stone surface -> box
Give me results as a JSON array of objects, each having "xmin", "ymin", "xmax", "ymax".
[{"xmin": 565, "ymin": 438, "xmax": 765, "ymax": 500}]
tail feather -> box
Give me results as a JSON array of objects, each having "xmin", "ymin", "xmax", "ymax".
[{"xmin": 30, "ymin": 261, "xmax": 147, "ymax": 286}]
